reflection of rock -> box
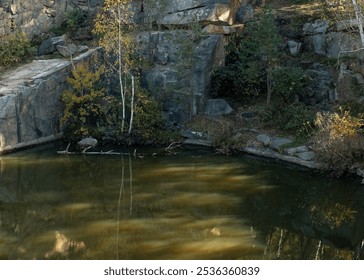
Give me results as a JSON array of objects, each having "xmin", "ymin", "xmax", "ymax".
[
  {"xmin": 0, "ymin": 187, "xmax": 16, "ymax": 202},
  {"xmin": 210, "ymin": 227, "xmax": 221, "ymax": 236},
  {"xmin": 45, "ymin": 231, "xmax": 86, "ymax": 259}
]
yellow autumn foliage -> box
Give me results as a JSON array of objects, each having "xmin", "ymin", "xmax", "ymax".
[
  {"xmin": 311, "ymin": 110, "xmax": 364, "ymax": 176},
  {"xmin": 60, "ymin": 63, "xmax": 106, "ymax": 139}
]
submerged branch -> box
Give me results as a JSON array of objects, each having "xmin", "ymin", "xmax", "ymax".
[{"xmin": 57, "ymin": 147, "xmax": 131, "ymax": 156}]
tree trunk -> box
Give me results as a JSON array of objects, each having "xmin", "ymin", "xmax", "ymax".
[
  {"xmin": 128, "ymin": 74, "xmax": 135, "ymax": 135},
  {"xmin": 118, "ymin": 3, "xmax": 126, "ymax": 133},
  {"xmin": 266, "ymin": 68, "xmax": 273, "ymax": 106}
]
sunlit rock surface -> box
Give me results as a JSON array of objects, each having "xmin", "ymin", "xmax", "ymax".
[
  {"xmin": 0, "ymin": 0, "xmax": 103, "ymax": 39},
  {"xmin": 0, "ymin": 49, "xmax": 100, "ymax": 154}
]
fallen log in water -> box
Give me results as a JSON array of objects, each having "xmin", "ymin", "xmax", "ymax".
[{"xmin": 57, "ymin": 143, "xmax": 131, "ymax": 156}]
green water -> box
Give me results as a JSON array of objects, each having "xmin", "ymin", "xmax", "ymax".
[{"xmin": 0, "ymin": 142, "xmax": 363, "ymax": 260}]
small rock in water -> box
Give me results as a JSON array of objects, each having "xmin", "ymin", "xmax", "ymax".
[{"xmin": 78, "ymin": 137, "xmax": 98, "ymax": 148}]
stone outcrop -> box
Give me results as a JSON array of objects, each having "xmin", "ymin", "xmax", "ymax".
[
  {"xmin": 139, "ymin": 29, "xmax": 226, "ymax": 125},
  {"xmin": 300, "ymin": 63, "xmax": 336, "ymax": 105},
  {"xmin": 0, "ymin": 0, "xmax": 102, "ymax": 39},
  {"xmin": 0, "ymin": 0, "xmax": 250, "ymax": 151},
  {"xmin": 0, "ymin": 48, "xmax": 101, "ymax": 154},
  {"xmin": 0, "ymin": 0, "xmax": 68, "ymax": 39},
  {"xmin": 278, "ymin": 16, "xmax": 364, "ymax": 105},
  {"xmin": 304, "ymin": 27, "xmax": 364, "ymax": 103},
  {"xmin": 204, "ymin": 98, "xmax": 233, "ymax": 116},
  {"xmin": 144, "ymin": 0, "xmax": 241, "ymax": 26},
  {"xmin": 139, "ymin": 0, "xmax": 251, "ymax": 126}
]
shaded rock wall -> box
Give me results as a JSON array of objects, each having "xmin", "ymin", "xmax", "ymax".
[
  {"xmin": 0, "ymin": 48, "xmax": 100, "ymax": 154},
  {"xmin": 286, "ymin": 18, "xmax": 364, "ymax": 104},
  {"xmin": 139, "ymin": 31, "xmax": 225, "ymax": 124},
  {"xmin": 139, "ymin": 0, "xmax": 250, "ymax": 125}
]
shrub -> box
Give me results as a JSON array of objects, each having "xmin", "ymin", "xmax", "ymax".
[
  {"xmin": 272, "ymin": 66, "xmax": 307, "ymax": 103},
  {"xmin": 51, "ymin": 9, "xmax": 89, "ymax": 37},
  {"xmin": 311, "ymin": 110, "xmax": 364, "ymax": 176},
  {"xmin": 61, "ymin": 62, "xmax": 170, "ymax": 144},
  {"xmin": 260, "ymin": 66, "xmax": 312, "ymax": 135},
  {"xmin": 185, "ymin": 116, "xmax": 243, "ymax": 154},
  {"xmin": 262, "ymin": 102, "xmax": 315, "ymax": 136},
  {"xmin": 338, "ymin": 100, "xmax": 364, "ymax": 118},
  {"xmin": 132, "ymin": 88, "xmax": 170, "ymax": 144},
  {"xmin": 211, "ymin": 11, "xmax": 281, "ymax": 100},
  {"xmin": 60, "ymin": 63, "xmax": 107, "ymax": 140},
  {"xmin": 0, "ymin": 32, "xmax": 31, "ymax": 66}
]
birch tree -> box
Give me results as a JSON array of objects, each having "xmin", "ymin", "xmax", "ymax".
[{"xmin": 93, "ymin": 0, "xmax": 138, "ymax": 134}]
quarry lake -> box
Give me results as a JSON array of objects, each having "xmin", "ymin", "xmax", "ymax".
[{"xmin": 0, "ymin": 142, "xmax": 363, "ymax": 260}]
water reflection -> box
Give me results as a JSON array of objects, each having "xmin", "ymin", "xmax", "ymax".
[{"xmin": 0, "ymin": 143, "xmax": 363, "ymax": 259}]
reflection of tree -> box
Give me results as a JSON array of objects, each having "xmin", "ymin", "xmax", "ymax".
[
  {"xmin": 308, "ymin": 199, "xmax": 355, "ymax": 230},
  {"xmin": 116, "ymin": 155, "xmax": 134, "ymax": 259},
  {"xmin": 116, "ymin": 156, "xmax": 125, "ymax": 259},
  {"xmin": 263, "ymin": 227, "xmax": 353, "ymax": 260},
  {"xmin": 244, "ymin": 166, "xmax": 363, "ymax": 259}
]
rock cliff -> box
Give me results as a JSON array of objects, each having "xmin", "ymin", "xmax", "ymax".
[
  {"xmin": 0, "ymin": 0, "xmax": 102, "ymax": 39},
  {"xmin": 138, "ymin": 0, "xmax": 250, "ymax": 125},
  {"xmin": 1, "ymin": 0, "xmax": 363, "ymax": 155},
  {"xmin": 0, "ymin": 48, "xmax": 100, "ymax": 154}
]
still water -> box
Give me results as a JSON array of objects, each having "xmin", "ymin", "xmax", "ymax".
[{"xmin": 0, "ymin": 142, "xmax": 363, "ymax": 260}]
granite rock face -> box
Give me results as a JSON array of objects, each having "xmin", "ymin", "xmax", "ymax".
[
  {"xmin": 0, "ymin": 0, "xmax": 67, "ymax": 39},
  {"xmin": 138, "ymin": 0, "xmax": 250, "ymax": 125},
  {"xmin": 139, "ymin": 30, "xmax": 226, "ymax": 126},
  {"xmin": 144, "ymin": 0, "xmax": 240, "ymax": 26},
  {"xmin": 0, "ymin": 0, "xmax": 253, "ymax": 150},
  {"xmin": 0, "ymin": 0, "xmax": 102, "ymax": 39},
  {"xmin": 0, "ymin": 49, "xmax": 100, "ymax": 154}
]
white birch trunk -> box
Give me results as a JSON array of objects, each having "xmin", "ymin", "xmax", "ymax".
[
  {"xmin": 128, "ymin": 74, "xmax": 135, "ymax": 135},
  {"xmin": 118, "ymin": 3, "xmax": 126, "ymax": 133}
]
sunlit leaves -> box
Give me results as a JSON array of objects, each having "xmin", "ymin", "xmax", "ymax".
[
  {"xmin": 93, "ymin": 0, "xmax": 138, "ymax": 73},
  {"xmin": 0, "ymin": 32, "xmax": 31, "ymax": 66},
  {"xmin": 60, "ymin": 63, "xmax": 106, "ymax": 139},
  {"xmin": 312, "ymin": 109, "xmax": 364, "ymax": 175}
]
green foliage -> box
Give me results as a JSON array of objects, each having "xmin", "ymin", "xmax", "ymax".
[
  {"xmin": 0, "ymin": 32, "xmax": 31, "ymax": 66},
  {"xmin": 132, "ymin": 88, "xmax": 170, "ymax": 144},
  {"xmin": 60, "ymin": 62, "xmax": 169, "ymax": 144},
  {"xmin": 93, "ymin": 0, "xmax": 142, "ymax": 134},
  {"xmin": 60, "ymin": 63, "xmax": 107, "ymax": 140},
  {"xmin": 262, "ymin": 102, "xmax": 315, "ymax": 135},
  {"xmin": 93, "ymin": 0, "xmax": 138, "ymax": 72},
  {"xmin": 258, "ymin": 65, "xmax": 312, "ymax": 135},
  {"xmin": 66, "ymin": 9, "xmax": 89, "ymax": 30},
  {"xmin": 338, "ymin": 100, "xmax": 364, "ymax": 118},
  {"xmin": 52, "ymin": 9, "xmax": 89, "ymax": 37},
  {"xmin": 211, "ymin": 11, "xmax": 281, "ymax": 100},
  {"xmin": 272, "ymin": 66, "xmax": 307, "ymax": 103},
  {"xmin": 211, "ymin": 37, "xmax": 264, "ymax": 98},
  {"xmin": 311, "ymin": 110, "xmax": 364, "ymax": 176}
]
